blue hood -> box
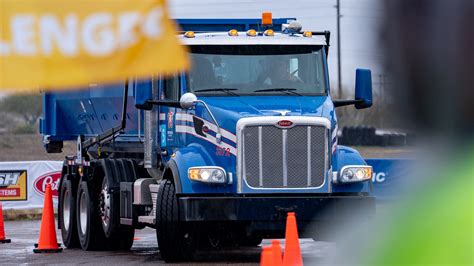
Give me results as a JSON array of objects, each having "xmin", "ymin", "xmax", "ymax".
[{"xmin": 198, "ymin": 96, "xmax": 333, "ymax": 134}]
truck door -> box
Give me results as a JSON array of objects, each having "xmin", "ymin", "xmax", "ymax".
[{"xmin": 159, "ymin": 74, "xmax": 181, "ymax": 149}]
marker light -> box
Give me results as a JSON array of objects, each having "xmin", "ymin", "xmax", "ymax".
[
  {"xmin": 188, "ymin": 167, "xmax": 227, "ymax": 184},
  {"xmin": 336, "ymin": 165, "xmax": 373, "ymax": 183},
  {"xmin": 246, "ymin": 29, "xmax": 257, "ymax": 37},
  {"xmin": 228, "ymin": 29, "xmax": 239, "ymax": 36},
  {"xmin": 262, "ymin": 12, "xmax": 273, "ymax": 25},
  {"xmin": 184, "ymin": 31, "xmax": 195, "ymax": 38},
  {"xmin": 303, "ymin": 31, "xmax": 313, "ymax": 37},
  {"xmin": 263, "ymin": 29, "xmax": 274, "ymax": 36}
]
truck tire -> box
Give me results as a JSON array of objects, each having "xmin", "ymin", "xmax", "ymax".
[
  {"xmin": 98, "ymin": 172, "xmax": 118, "ymax": 239},
  {"xmin": 76, "ymin": 180, "xmax": 107, "ymax": 250},
  {"xmin": 98, "ymin": 159, "xmax": 135, "ymax": 250},
  {"xmin": 112, "ymin": 159, "xmax": 136, "ymax": 250},
  {"xmin": 156, "ymin": 179, "xmax": 197, "ymax": 262},
  {"xmin": 58, "ymin": 178, "xmax": 80, "ymax": 248}
]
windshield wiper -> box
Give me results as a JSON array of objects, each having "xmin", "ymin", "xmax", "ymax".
[
  {"xmin": 194, "ymin": 88, "xmax": 239, "ymax": 96},
  {"xmin": 254, "ymin": 88, "xmax": 303, "ymax": 96}
]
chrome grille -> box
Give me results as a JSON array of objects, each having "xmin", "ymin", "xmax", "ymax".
[{"xmin": 242, "ymin": 123, "xmax": 328, "ymax": 189}]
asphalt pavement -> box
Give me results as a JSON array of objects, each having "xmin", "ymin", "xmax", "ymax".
[{"xmin": 0, "ymin": 220, "xmax": 335, "ymax": 265}]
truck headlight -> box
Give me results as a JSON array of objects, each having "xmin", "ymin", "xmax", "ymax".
[
  {"xmin": 188, "ymin": 167, "xmax": 227, "ymax": 184},
  {"xmin": 337, "ymin": 165, "xmax": 372, "ymax": 183}
]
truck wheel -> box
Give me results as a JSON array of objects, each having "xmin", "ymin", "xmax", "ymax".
[
  {"xmin": 99, "ymin": 159, "xmax": 135, "ymax": 250},
  {"xmin": 76, "ymin": 180, "xmax": 106, "ymax": 250},
  {"xmin": 156, "ymin": 179, "xmax": 197, "ymax": 262},
  {"xmin": 59, "ymin": 179, "xmax": 79, "ymax": 248},
  {"xmin": 98, "ymin": 173, "xmax": 117, "ymax": 239}
]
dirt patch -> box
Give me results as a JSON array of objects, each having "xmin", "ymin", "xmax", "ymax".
[
  {"xmin": 0, "ymin": 133, "xmax": 75, "ymax": 161},
  {"xmin": 353, "ymin": 146, "xmax": 416, "ymax": 158},
  {"xmin": 2, "ymin": 208, "xmax": 52, "ymax": 221}
]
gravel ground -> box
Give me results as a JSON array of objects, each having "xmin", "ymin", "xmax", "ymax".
[
  {"xmin": 0, "ymin": 220, "xmax": 335, "ymax": 265},
  {"xmin": 0, "ymin": 136, "xmax": 403, "ymax": 264}
]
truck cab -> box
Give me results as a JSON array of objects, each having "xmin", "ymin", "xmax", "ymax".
[{"xmin": 41, "ymin": 16, "xmax": 375, "ymax": 262}]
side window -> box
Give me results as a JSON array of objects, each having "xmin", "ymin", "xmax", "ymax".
[{"xmin": 162, "ymin": 75, "xmax": 180, "ymax": 100}]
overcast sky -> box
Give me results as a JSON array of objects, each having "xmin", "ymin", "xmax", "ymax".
[
  {"xmin": 168, "ymin": 0, "xmax": 385, "ymax": 95},
  {"xmin": 0, "ymin": 0, "xmax": 383, "ymax": 97}
]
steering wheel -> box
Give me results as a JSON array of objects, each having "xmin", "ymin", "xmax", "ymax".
[{"xmin": 289, "ymin": 69, "xmax": 303, "ymax": 83}]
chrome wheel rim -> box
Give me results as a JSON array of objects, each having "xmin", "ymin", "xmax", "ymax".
[
  {"xmin": 62, "ymin": 190, "xmax": 71, "ymax": 231},
  {"xmin": 99, "ymin": 179, "xmax": 111, "ymax": 231},
  {"xmin": 79, "ymin": 191, "xmax": 88, "ymax": 235}
]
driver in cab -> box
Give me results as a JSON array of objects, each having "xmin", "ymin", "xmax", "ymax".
[{"xmin": 258, "ymin": 58, "xmax": 302, "ymax": 86}]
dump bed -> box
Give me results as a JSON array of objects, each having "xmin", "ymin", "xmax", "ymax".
[{"xmin": 39, "ymin": 18, "xmax": 295, "ymax": 142}]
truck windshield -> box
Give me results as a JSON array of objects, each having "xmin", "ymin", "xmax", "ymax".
[{"xmin": 187, "ymin": 45, "xmax": 327, "ymax": 96}]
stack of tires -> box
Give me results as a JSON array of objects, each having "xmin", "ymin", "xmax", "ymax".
[{"xmin": 339, "ymin": 126, "xmax": 409, "ymax": 147}]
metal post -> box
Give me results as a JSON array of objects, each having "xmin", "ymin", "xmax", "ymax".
[{"xmin": 336, "ymin": 0, "xmax": 342, "ymax": 97}]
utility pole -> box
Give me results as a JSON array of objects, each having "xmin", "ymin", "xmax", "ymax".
[{"xmin": 336, "ymin": 0, "xmax": 342, "ymax": 97}]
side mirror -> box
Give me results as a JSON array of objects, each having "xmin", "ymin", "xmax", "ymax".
[
  {"xmin": 354, "ymin": 68, "xmax": 373, "ymax": 109},
  {"xmin": 180, "ymin": 92, "xmax": 198, "ymax": 109}
]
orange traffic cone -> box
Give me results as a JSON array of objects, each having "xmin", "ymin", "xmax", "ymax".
[
  {"xmin": 282, "ymin": 212, "xmax": 303, "ymax": 266},
  {"xmin": 33, "ymin": 184, "xmax": 62, "ymax": 253},
  {"xmin": 0, "ymin": 202, "xmax": 11, "ymax": 243},
  {"xmin": 271, "ymin": 240, "xmax": 283, "ymax": 266},
  {"xmin": 260, "ymin": 245, "xmax": 275, "ymax": 266}
]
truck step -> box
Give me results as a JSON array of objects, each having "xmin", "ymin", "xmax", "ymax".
[
  {"xmin": 137, "ymin": 215, "xmax": 155, "ymax": 225},
  {"xmin": 120, "ymin": 218, "xmax": 133, "ymax": 226}
]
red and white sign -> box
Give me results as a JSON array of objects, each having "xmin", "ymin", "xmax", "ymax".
[
  {"xmin": 33, "ymin": 171, "xmax": 61, "ymax": 198},
  {"xmin": 0, "ymin": 161, "xmax": 62, "ymax": 210},
  {"xmin": 0, "ymin": 188, "xmax": 20, "ymax": 197}
]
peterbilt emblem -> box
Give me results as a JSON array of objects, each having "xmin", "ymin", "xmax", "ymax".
[{"xmin": 276, "ymin": 120, "xmax": 294, "ymax": 128}]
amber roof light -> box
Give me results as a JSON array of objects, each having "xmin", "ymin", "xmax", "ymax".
[
  {"xmin": 184, "ymin": 31, "xmax": 195, "ymax": 38},
  {"xmin": 246, "ymin": 29, "xmax": 257, "ymax": 37},
  {"xmin": 228, "ymin": 29, "xmax": 238, "ymax": 36},
  {"xmin": 262, "ymin": 12, "xmax": 273, "ymax": 25},
  {"xmin": 263, "ymin": 29, "xmax": 274, "ymax": 36}
]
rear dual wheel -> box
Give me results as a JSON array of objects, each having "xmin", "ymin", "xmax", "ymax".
[
  {"xmin": 58, "ymin": 179, "xmax": 80, "ymax": 248},
  {"xmin": 60, "ymin": 159, "xmax": 137, "ymax": 251},
  {"xmin": 98, "ymin": 169, "xmax": 134, "ymax": 250},
  {"xmin": 76, "ymin": 180, "xmax": 107, "ymax": 250}
]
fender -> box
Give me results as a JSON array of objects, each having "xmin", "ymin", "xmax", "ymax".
[
  {"xmin": 334, "ymin": 145, "xmax": 367, "ymax": 171},
  {"xmin": 333, "ymin": 145, "xmax": 371, "ymax": 193},
  {"xmin": 167, "ymin": 143, "xmax": 234, "ymax": 194},
  {"xmin": 163, "ymin": 159, "xmax": 182, "ymax": 193}
]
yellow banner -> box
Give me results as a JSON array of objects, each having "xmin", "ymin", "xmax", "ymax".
[
  {"xmin": 0, "ymin": 0, "xmax": 188, "ymax": 91},
  {"xmin": 0, "ymin": 170, "xmax": 27, "ymax": 201}
]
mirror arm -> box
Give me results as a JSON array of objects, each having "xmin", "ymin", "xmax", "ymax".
[
  {"xmin": 194, "ymin": 100, "xmax": 222, "ymax": 143},
  {"xmin": 136, "ymin": 97, "xmax": 222, "ymax": 143},
  {"xmin": 333, "ymin": 99, "xmax": 364, "ymax": 108},
  {"xmin": 144, "ymin": 100, "xmax": 182, "ymax": 108}
]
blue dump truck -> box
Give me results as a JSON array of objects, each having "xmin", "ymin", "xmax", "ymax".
[{"xmin": 40, "ymin": 15, "xmax": 375, "ymax": 262}]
